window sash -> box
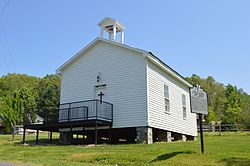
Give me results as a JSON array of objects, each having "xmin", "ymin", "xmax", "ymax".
[
  {"xmin": 164, "ymin": 85, "xmax": 169, "ymax": 99},
  {"xmin": 164, "ymin": 84, "xmax": 170, "ymax": 113},
  {"xmin": 183, "ymin": 107, "xmax": 187, "ymax": 119},
  {"xmin": 182, "ymin": 94, "xmax": 187, "ymax": 118},
  {"xmin": 165, "ymin": 98, "xmax": 170, "ymax": 113},
  {"xmin": 182, "ymin": 94, "xmax": 186, "ymax": 106}
]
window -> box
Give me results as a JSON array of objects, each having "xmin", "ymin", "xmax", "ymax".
[
  {"xmin": 182, "ymin": 94, "xmax": 187, "ymax": 119},
  {"xmin": 164, "ymin": 84, "xmax": 170, "ymax": 113}
]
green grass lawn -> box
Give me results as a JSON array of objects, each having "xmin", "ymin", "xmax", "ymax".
[{"xmin": 0, "ymin": 132, "xmax": 250, "ymax": 166}]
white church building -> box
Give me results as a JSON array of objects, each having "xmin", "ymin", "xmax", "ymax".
[{"xmin": 56, "ymin": 17, "xmax": 197, "ymax": 144}]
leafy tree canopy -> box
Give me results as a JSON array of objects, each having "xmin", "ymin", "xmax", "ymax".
[
  {"xmin": 187, "ymin": 74, "xmax": 249, "ymax": 126},
  {"xmin": 0, "ymin": 73, "xmax": 61, "ymax": 136}
]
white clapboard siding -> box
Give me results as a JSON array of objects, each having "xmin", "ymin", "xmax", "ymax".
[
  {"xmin": 60, "ymin": 40, "xmax": 147, "ymax": 128},
  {"xmin": 147, "ymin": 60, "xmax": 197, "ymax": 136}
]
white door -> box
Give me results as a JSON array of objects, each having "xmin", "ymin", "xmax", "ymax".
[
  {"xmin": 94, "ymin": 84, "xmax": 106, "ymax": 101},
  {"xmin": 94, "ymin": 85, "xmax": 106, "ymax": 118}
]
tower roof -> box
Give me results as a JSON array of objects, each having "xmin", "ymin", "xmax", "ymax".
[{"xmin": 98, "ymin": 17, "xmax": 125, "ymax": 32}]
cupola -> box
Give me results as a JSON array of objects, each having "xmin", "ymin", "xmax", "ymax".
[{"xmin": 98, "ymin": 17, "xmax": 125, "ymax": 44}]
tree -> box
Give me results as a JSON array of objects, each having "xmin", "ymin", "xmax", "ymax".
[
  {"xmin": 207, "ymin": 106, "xmax": 217, "ymax": 122},
  {"xmin": 19, "ymin": 87, "xmax": 37, "ymax": 110},
  {"xmin": 203, "ymin": 76, "xmax": 225, "ymax": 123},
  {"xmin": 238, "ymin": 92, "xmax": 250, "ymax": 128},
  {"xmin": 224, "ymin": 84, "xmax": 242, "ymax": 125},
  {"xmin": 186, "ymin": 74, "xmax": 202, "ymax": 86},
  {"xmin": 187, "ymin": 75, "xmax": 225, "ymax": 124},
  {"xmin": 0, "ymin": 73, "xmax": 39, "ymax": 98},
  {"xmin": 36, "ymin": 74, "xmax": 60, "ymax": 108},
  {"xmin": 0, "ymin": 74, "xmax": 61, "ymax": 134},
  {"xmin": 0, "ymin": 92, "xmax": 24, "ymax": 141},
  {"xmin": 19, "ymin": 87, "xmax": 38, "ymax": 125},
  {"xmin": 36, "ymin": 74, "xmax": 61, "ymax": 121}
]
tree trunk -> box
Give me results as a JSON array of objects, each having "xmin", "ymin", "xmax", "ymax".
[
  {"xmin": 235, "ymin": 122, "xmax": 238, "ymax": 132},
  {"xmin": 218, "ymin": 121, "xmax": 222, "ymax": 136},
  {"xmin": 11, "ymin": 125, "xmax": 15, "ymax": 142}
]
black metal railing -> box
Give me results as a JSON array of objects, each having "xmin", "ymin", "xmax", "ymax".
[
  {"xmin": 24, "ymin": 100, "xmax": 113, "ymax": 126},
  {"xmin": 59, "ymin": 99, "xmax": 113, "ymax": 123}
]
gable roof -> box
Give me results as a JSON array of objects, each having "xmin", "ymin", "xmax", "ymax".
[
  {"xmin": 56, "ymin": 37, "xmax": 192, "ymax": 87},
  {"xmin": 56, "ymin": 37, "xmax": 147, "ymax": 74}
]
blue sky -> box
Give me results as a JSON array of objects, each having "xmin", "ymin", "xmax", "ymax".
[{"xmin": 0, "ymin": 0, "xmax": 249, "ymax": 93}]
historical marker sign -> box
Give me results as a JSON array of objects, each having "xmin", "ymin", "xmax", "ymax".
[
  {"xmin": 190, "ymin": 85, "xmax": 208, "ymax": 155},
  {"xmin": 190, "ymin": 85, "xmax": 208, "ymax": 115}
]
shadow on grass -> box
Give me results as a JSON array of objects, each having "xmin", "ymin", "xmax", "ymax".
[
  {"xmin": 221, "ymin": 157, "xmax": 250, "ymax": 166},
  {"xmin": 16, "ymin": 138, "xmax": 61, "ymax": 146},
  {"xmin": 149, "ymin": 150, "xmax": 194, "ymax": 163}
]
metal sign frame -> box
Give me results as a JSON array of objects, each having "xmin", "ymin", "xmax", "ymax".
[{"xmin": 189, "ymin": 85, "xmax": 208, "ymax": 115}]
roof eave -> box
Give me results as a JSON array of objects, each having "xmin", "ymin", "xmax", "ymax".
[
  {"xmin": 56, "ymin": 37, "xmax": 100, "ymax": 74},
  {"xmin": 146, "ymin": 52, "xmax": 193, "ymax": 88}
]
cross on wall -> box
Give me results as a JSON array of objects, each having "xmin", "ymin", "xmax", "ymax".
[{"xmin": 98, "ymin": 91, "xmax": 104, "ymax": 104}]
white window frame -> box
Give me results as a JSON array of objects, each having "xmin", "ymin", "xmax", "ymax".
[
  {"xmin": 164, "ymin": 84, "xmax": 170, "ymax": 113},
  {"xmin": 182, "ymin": 94, "xmax": 187, "ymax": 119}
]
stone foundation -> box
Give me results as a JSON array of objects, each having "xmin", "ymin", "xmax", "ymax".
[
  {"xmin": 58, "ymin": 127, "xmax": 196, "ymax": 145},
  {"xmin": 136, "ymin": 127, "xmax": 153, "ymax": 144},
  {"xmin": 182, "ymin": 135, "xmax": 187, "ymax": 142},
  {"xmin": 167, "ymin": 132, "xmax": 172, "ymax": 142}
]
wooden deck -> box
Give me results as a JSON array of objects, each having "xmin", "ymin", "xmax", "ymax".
[{"xmin": 23, "ymin": 100, "xmax": 113, "ymax": 145}]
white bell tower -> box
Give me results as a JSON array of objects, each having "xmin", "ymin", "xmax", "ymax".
[{"xmin": 98, "ymin": 17, "xmax": 125, "ymax": 44}]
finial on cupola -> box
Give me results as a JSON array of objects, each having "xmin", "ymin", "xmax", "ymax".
[{"xmin": 98, "ymin": 17, "xmax": 125, "ymax": 44}]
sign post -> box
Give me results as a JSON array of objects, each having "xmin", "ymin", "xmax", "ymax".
[
  {"xmin": 190, "ymin": 85, "xmax": 208, "ymax": 155},
  {"xmin": 198, "ymin": 114, "xmax": 204, "ymax": 154}
]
